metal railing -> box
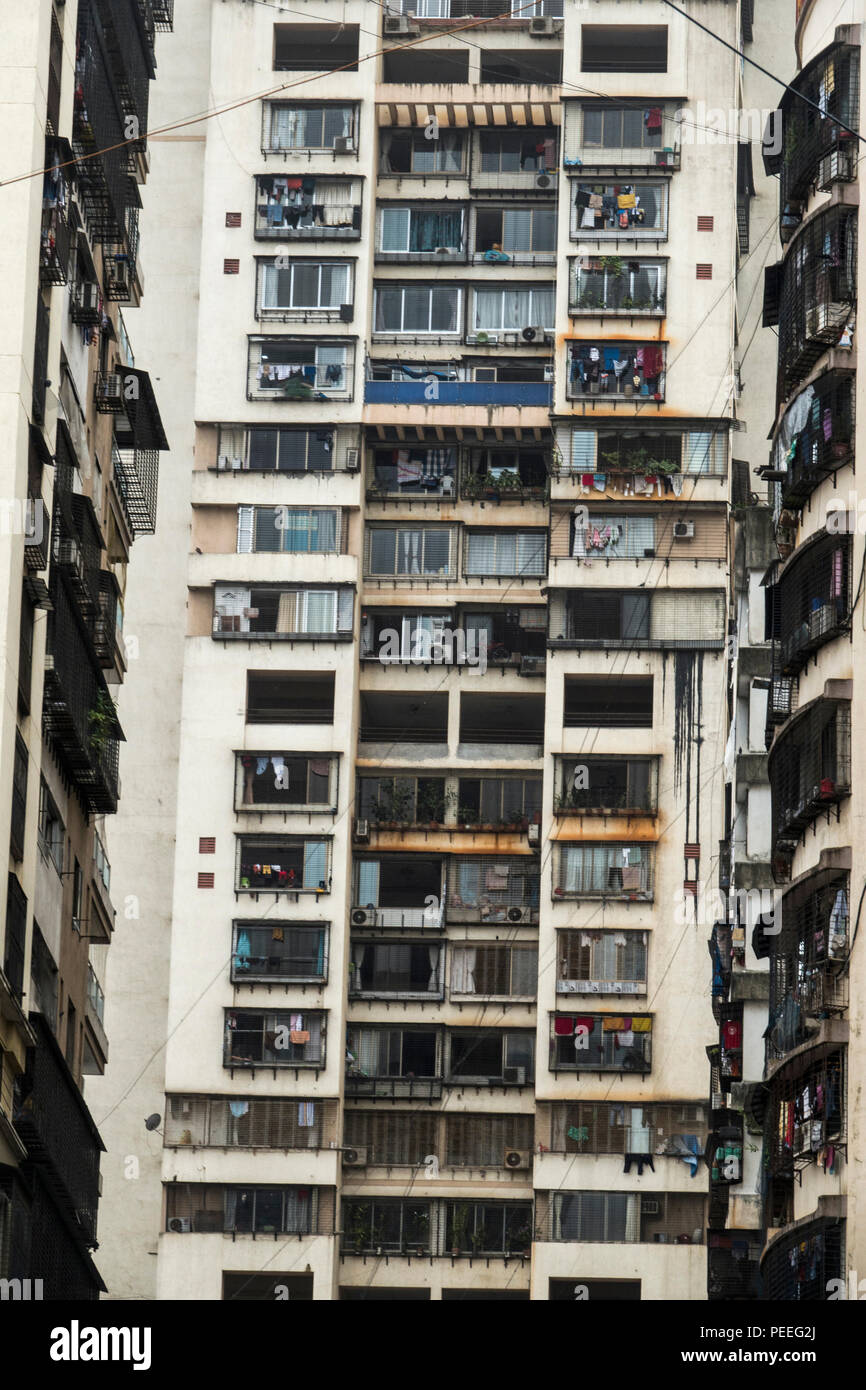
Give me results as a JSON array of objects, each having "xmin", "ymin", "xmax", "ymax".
[
  {"xmin": 776, "ymin": 532, "xmax": 852, "ymax": 675},
  {"xmin": 768, "ymin": 698, "xmax": 851, "ymax": 857}
]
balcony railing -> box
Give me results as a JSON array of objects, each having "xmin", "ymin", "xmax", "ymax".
[
  {"xmin": 775, "ymin": 531, "xmax": 852, "ymax": 675},
  {"xmin": 548, "ymin": 1190, "xmax": 704, "ymax": 1243},
  {"xmin": 554, "ymin": 756, "xmax": 658, "ymax": 815},
  {"xmin": 364, "ymin": 379, "xmax": 552, "ymax": 407},
  {"xmin": 165, "ymin": 1095, "xmax": 337, "ymax": 1149},
  {"xmin": 767, "ymin": 873, "xmax": 849, "ymax": 1059},
  {"xmin": 40, "ymin": 205, "xmax": 72, "ymax": 286},
  {"xmin": 566, "ymin": 341, "xmax": 666, "ymax": 400},
  {"xmin": 569, "ymin": 258, "xmax": 666, "ymax": 316},
  {"xmin": 24, "ymin": 498, "xmax": 50, "ymax": 572},
  {"xmin": 96, "ymin": 0, "xmax": 154, "ymax": 157},
  {"xmin": 111, "ymin": 369, "xmax": 168, "ymax": 535},
  {"xmin": 342, "ymin": 1197, "xmax": 534, "ymax": 1258},
  {"xmin": 549, "ymin": 1013, "xmax": 653, "ymax": 1072},
  {"xmin": 766, "ymin": 1049, "xmax": 845, "ymax": 1177},
  {"xmin": 768, "ymin": 697, "xmax": 851, "ymax": 858},
  {"xmin": 774, "ymin": 45, "xmax": 859, "ymax": 219},
  {"xmin": 73, "ymin": 0, "xmax": 135, "ymax": 246},
  {"xmin": 765, "ymin": 371, "xmax": 854, "ymax": 508},
  {"xmin": 249, "ymin": 338, "xmax": 355, "ymax": 402},
  {"xmin": 762, "ymin": 1216, "xmax": 844, "ymax": 1301},
  {"xmin": 771, "ymin": 205, "xmax": 857, "ymax": 404},
  {"xmin": 708, "ymin": 1233, "xmax": 762, "ymax": 1300}
]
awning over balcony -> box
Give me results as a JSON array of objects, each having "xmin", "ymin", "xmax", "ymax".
[{"xmin": 113, "ymin": 368, "xmax": 169, "ymax": 452}]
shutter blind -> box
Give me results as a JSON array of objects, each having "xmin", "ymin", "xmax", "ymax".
[
  {"xmin": 570, "ymin": 430, "xmax": 597, "ymax": 473},
  {"xmin": 237, "ymin": 506, "xmax": 254, "ymax": 554},
  {"xmin": 337, "ymin": 588, "xmax": 354, "ymax": 632}
]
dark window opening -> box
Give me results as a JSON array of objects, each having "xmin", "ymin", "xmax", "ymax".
[
  {"xmin": 479, "ymin": 130, "xmax": 558, "ymax": 173},
  {"xmin": 559, "ymin": 592, "xmax": 650, "ymax": 642},
  {"xmin": 274, "ymin": 24, "xmax": 359, "ymax": 71},
  {"xmin": 360, "ymin": 692, "xmax": 448, "ymax": 742},
  {"xmin": 246, "ymin": 671, "xmax": 335, "ymax": 724},
  {"xmin": 480, "ymin": 51, "xmax": 562, "ymax": 84},
  {"xmin": 459, "ymin": 693, "xmax": 545, "ymax": 743},
  {"xmin": 383, "ymin": 50, "xmax": 469, "ymax": 83},
  {"xmin": 564, "ymin": 677, "xmax": 653, "ymax": 727},
  {"xmin": 582, "ymin": 25, "xmax": 667, "ymax": 73}
]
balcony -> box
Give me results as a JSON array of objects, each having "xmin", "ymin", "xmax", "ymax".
[
  {"xmin": 761, "ymin": 1215, "xmax": 844, "ymax": 1301},
  {"xmin": 254, "ymin": 175, "xmax": 362, "ymax": 240},
  {"xmin": 764, "ymin": 371, "xmax": 854, "ymax": 508},
  {"xmin": 32, "ymin": 296, "xmax": 50, "ymax": 426},
  {"xmin": 235, "ymin": 752, "xmax": 338, "ymax": 813},
  {"xmin": 446, "ymin": 855, "xmax": 540, "ymax": 924},
  {"xmin": 768, "ymin": 696, "xmax": 851, "ymax": 858},
  {"xmin": 544, "ymin": 1101, "xmax": 707, "ymax": 1161},
  {"xmin": 346, "ymin": 1024, "xmax": 442, "ymax": 1098},
  {"xmin": 550, "ymin": 591, "xmax": 725, "ymax": 651},
  {"xmin": 557, "ymin": 928, "xmax": 647, "ymax": 997},
  {"xmin": 767, "ymin": 205, "xmax": 857, "ymax": 405},
  {"xmin": 13, "ymin": 1013, "xmax": 103, "ymax": 1245},
  {"xmin": 231, "ymin": 921, "xmax": 328, "ymax": 984},
  {"xmin": 73, "ymin": 0, "xmax": 136, "ymax": 246},
  {"xmin": 341, "ymin": 1198, "xmax": 534, "ymax": 1259},
  {"xmin": 766, "ymin": 1047, "xmax": 845, "ymax": 1181},
  {"xmin": 569, "ymin": 177, "xmax": 669, "ymax": 240},
  {"xmin": 344, "ymin": 1110, "xmax": 534, "ymax": 1169},
  {"xmin": 566, "ymin": 340, "xmax": 666, "ymax": 400},
  {"xmin": 165, "ymin": 1095, "xmax": 337, "ymax": 1149},
  {"xmin": 569, "ymin": 257, "xmax": 666, "ymax": 317},
  {"xmin": 352, "ymin": 854, "xmax": 445, "ymax": 930},
  {"xmin": 110, "ymin": 369, "xmax": 168, "ymax": 536},
  {"xmin": 349, "ymin": 939, "xmax": 444, "ymax": 1000},
  {"xmin": 774, "ymin": 531, "xmax": 852, "ymax": 675},
  {"xmin": 554, "ymin": 756, "xmax": 658, "ymax": 816},
  {"xmin": 166, "ymin": 1183, "xmax": 333, "ymax": 1236},
  {"xmin": 772, "ymin": 44, "xmax": 859, "ymax": 227},
  {"xmin": 236, "ymin": 835, "xmax": 330, "ymax": 895},
  {"xmin": 97, "ymin": 0, "xmax": 155, "ymax": 157},
  {"xmin": 707, "ymin": 1233, "xmax": 762, "ymax": 1300},
  {"xmin": 248, "ymin": 337, "xmax": 354, "ymax": 402},
  {"xmin": 24, "ymin": 498, "xmax": 50, "ymax": 573},
  {"xmin": 564, "ymin": 103, "xmax": 680, "ymax": 173},
  {"xmin": 93, "ymin": 570, "xmax": 125, "ymax": 671},
  {"xmin": 39, "ymin": 204, "xmax": 72, "ymax": 287},
  {"xmin": 549, "ymin": 1013, "xmax": 652, "ymax": 1072},
  {"xmin": 554, "ymin": 843, "xmax": 655, "ymax": 901},
  {"xmin": 214, "ymin": 584, "xmax": 354, "ymax": 641},
  {"xmin": 766, "ymin": 871, "xmax": 849, "ymax": 1060},
  {"xmin": 224, "ymin": 1008, "xmax": 325, "ymax": 1069}
]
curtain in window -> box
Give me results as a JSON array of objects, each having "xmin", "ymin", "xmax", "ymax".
[
  {"xmin": 456, "ymin": 860, "xmax": 481, "ymax": 905},
  {"xmin": 275, "ymin": 591, "xmax": 299, "ymax": 633},
  {"xmin": 304, "ymin": 591, "xmax": 336, "ymax": 631},
  {"xmin": 314, "ymin": 345, "xmax": 346, "ymax": 389},
  {"xmin": 427, "ymin": 946, "xmax": 440, "ymax": 991},
  {"xmin": 465, "ymin": 533, "xmax": 499, "ymax": 574},
  {"xmin": 410, "ymin": 209, "xmax": 462, "ymax": 252},
  {"xmin": 510, "ymin": 947, "xmax": 537, "ymax": 996},
  {"xmin": 398, "ymin": 530, "xmax": 422, "ymax": 574},
  {"xmin": 322, "ymin": 107, "xmax": 352, "ymax": 145},
  {"xmin": 354, "ymin": 1029, "xmax": 382, "ymax": 1075},
  {"xmin": 451, "ymin": 946, "xmax": 477, "ymax": 993},
  {"xmin": 357, "ymin": 861, "xmax": 379, "ymax": 906},
  {"xmin": 302, "ymin": 840, "xmax": 327, "ymax": 888},
  {"xmin": 223, "ymin": 1189, "xmax": 238, "ymax": 1232},
  {"xmin": 284, "ymin": 1189, "xmax": 311, "ymax": 1233},
  {"xmin": 422, "ymin": 529, "xmax": 450, "ymax": 574},
  {"xmin": 271, "ymin": 107, "xmax": 302, "ymax": 148},
  {"xmin": 381, "ymin": 208, "xmax": 409, "ymax": 252},
  {"xmin": 517, "ymin": 533, "xmax": 546, "ymax": 575}
]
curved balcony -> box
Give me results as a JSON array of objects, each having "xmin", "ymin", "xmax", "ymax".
[
  {"xmin": 767, "ymin": 204, "xmax": 857, "ymax": 405},
  {"xmin": 761, "ymin": 1211, "xmax": 844, "ymax": 1301},
  {"xmin": 768, "ymin": 694, "xmax": 850, "ymax": 859},
  {"xmin": 763, "ymin": 370, "xmax": 854, "ymax": 508},
  {"xmin": 771, "ymin": 44, "xmax": 859, "ymax": 229},
  {"xmin": 774, "ymin": 530, "xmax": 852, "ymax": 675},
  {"xmin": 766, "ymin": 869, "xmax": 848, "ymax": 1062}
]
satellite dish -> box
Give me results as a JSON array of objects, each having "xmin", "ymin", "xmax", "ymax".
[{"xmin": 144, "ymin": 1113, "xmax": 162, "ymax": 1131}]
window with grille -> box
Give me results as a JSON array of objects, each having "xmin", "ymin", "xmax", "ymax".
[
  {"xmin": 558, "ymin": 930, "xmax": 648, "ymax": 994},
  {"xmin": 448, "ymin": 1029, "xmax": 535, "ymax": 1083},
  {"xmin": 237, "ymin": 506, "xmax": 340, "ymax": 554},
  {"xmin": 572, "ymin": 260, "xmax": 665, "ymax": 313},
  {"xmin": 365, "ymin": 526, "xmax": 454, "ymax": 578},
  {"xmin": 346, "ymin": 1026, "xmax": 440, "ymax": 1080},
  {"xmin": 37, "ymin": 779, "xmax": 64, "ymax": 872},
  {"xmin": 214, "ymin": 585, "xmax": 353, "ymax": 636},
  {"xmin": 549, "ymin": 1101, "xmax": 708, "ymax": 1155},
  {"xmin": 444, "ymin": 1201, "xmax": 534, "ymax": 1254},
  {"xmin": 267, "ymin": 104, "xmax": 356, "ymax": 152},
  {"xmin": 165, "ymin": 1095, "xmax": 327, "ymax": 1149},
  {"xmin": 551, "ymin": 1014, "xmax": 653, "ymax": 1071},
  {"xmin": 446, "ymin": 856, "xmax": 540, "ymax": 918},
  {"xmin": 450, "ymin": 944, "xmax": 538, "ymax": 998},
  {"xmin": 236, "ymin": 836, "xmax": 330, "ymax": 893},
  {"xmin": 342, "ymin": 1199, "xmax": 432, "ymax": 1253},
  {"xmin": 473, "ymin": 286, "xmax": 555, "ymax": 332},
  {"xmin": 236, "ymin": 752, "xmax": 336, "ymax": 809},
  {"xmin": 464, "ymin": 531, "xmax": 546, "ymax": 578},
  {"xmin": 231, "ymin": 923, "xmax": 328, "ymax": 982},
  {"xmin": 259, "ymin": 260, "xmax": 352, "ymax": 311},
  {"xmin": 563, "ymin": 676, "xmax": 653, "ymax": 725},
  {"xmin": 218, "ymin": 426, "xmax": 337, "ymax": 472},
  {"xmin": 379, "ymin": 207, "xmax": 464, "ymax": 254},
  {"xmin": 224, "ymin": 1009, "xmax": 325, "ymax": 1067},
  {"xmin": 349, "ymin": 941, "xmax": 443, "ymax": 997},
  {"xmin": 478, "ymin": 129, "xmax": 558, "ymax": 174},
  {"xmin": 571, "ymin": 514, "xmax": 655, "ymax": 559},
  {"xmin": 457, "ymin": 776, "xmax": 543, "ymax": 825},
  {"xmin": 552, "ymin": 1191, "xmax": 705, "ymax": 1243},
  {"xmin": 167, "ymin": 1183, "xmax": 320, "ymax": 1234},
  {"xmin": 246, "ymin": 671, "xmax": 335, "ymax": 723},
  {"xmin": 556, "ymin": 844, "xmax": 654, "ymax": 897},
  {"xmin": 556, "ymin": 756, "xmax": 657, "ymax": 814},
  {"xmin": 582, "ymin": 105, "xmax": 665, "ymax": 149},
  {"xmin": 445, "ymin": 1114, "xmax": 533, "ymax": 1165},
  {"xmin": 343, "ymin": 1111, "xmax": 438, "ymax": 1165},
  {"xmin": 353, "ymin": 856, "xmax": 444, "ymax": 914},
  {"xmin": 357, "ymin": 775, "xmax": 447, "ymax": 824},
  {"xmin": 572, "ymin": 181, "xmax": 667, "ymax": 237},
  {"xmin": 380, "ymin": 129, "xmax": 465, "ymax": 174},
  {"xmin": 373, "ymin": 284, "xmax": 462, "ymax": 334}
]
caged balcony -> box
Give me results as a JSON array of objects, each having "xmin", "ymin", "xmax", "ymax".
[
  {"xmin": 110, "ymin": 369, "xmax": 168, "ymax": 536},
  {"xmin": 763, "ymin": 371, "xmax": 854, "ymax": 509},
  {"xmin": 765, "ymin": 205, "xmax": 857, "ymax": 405},
  {"xmin": 761, "ymin": 1216, "xmax": 844, "ymax": 1301},
  {"xmin": 707, "ymin": 1233, "xmax": 762, "ymax": 1301},
  {"xmin": 73, "ymin": 0, "xmax": 138, "ymax": 248},
  {"xmin": 768, "ymin": 697, "xmax": 850, "ymax": 858},
  {"xmin": 766, "ymin": 1049, "xmax": 846, "ymax": 1179},
  {"xmin": 774, "ymin": 531, "xmax": 852, "ymax": 675},
  {"xmin": 765, "ymin": 873, "xmax": 849, "ymax": 1060},
  {"xmin": 769, "ymin": 44, "xmax": 859, "ymax": 231},
  {"xmin": 566, "ymin": 340, "xmax": 666, "ymax": 400}
]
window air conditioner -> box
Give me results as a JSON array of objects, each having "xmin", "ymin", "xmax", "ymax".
[
  {"xmin": 167, "ymin": 1217, "xmax": 190, "ymax": 1233},
  {"xmin": 342, "ymin": 1146, "xmax": 368, "ymax": 1167},
  {"xmin": 502, "ymin": 1066, "xmax": 526, "ymax": 1084},
  {"xmin": 473, "ymin": 366, "xmax": 498, "ymax": 382},
  {"xmin": 543, "ymin": 366, "xmax": 554, "ymax": 381},
  {"xmin": 818, "ymin": 148, "xmax": 855, "ymax": 190},
  {"xmin": 344, "ymin": 447, "xmax": 360, "ymax": 471},
  {"xmin": 535, "ymin": 172, "xmax": 554, "ymax": 190},
  {"xmin": 521, "ymin": 324, "xmax": 545, "ymax": 343},
  {"xmin": 353, "ymin": 818, "xmax": 369, "ymax": 842},
  {"xmin": 673, "ymin": 520, "xmax": 695, "ymax": 539},
  {"xmin": 339, "ymin": 303, "xmax": 354, "ymax": 322},
  {"xmin": 333, "ymin": 136, "xmax": 355, "ymax": 154},
  {"xmin": 98, "ymin": 373, "xmax": 123, "ymax": 402},
  {"xmin": 503, "ymin": 1149, "xmax": 531, "ymax": 1169},
  {"xmin": 385, "ymin": 14, "xmax": 418, "ymax": 34},
  {"xmin": 351, "ymin": 906, "xmax": 376, "ymax": 926},
  {"xmin": 520, "ymin": 656, "xmax": 544, "ymax": 677},
  {"xmin": 640, "ymin": 1198, "xmax": 660, "ymax": 1215},
  {"xmin": 507, "ymin": 906, "xmax": 530, "ymax": 923},
  {"xmin": 529, "ymin": 16, "xmax": 556, "ymax": 35}
]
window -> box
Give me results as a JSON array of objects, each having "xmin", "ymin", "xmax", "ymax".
[
  {"xmin": 571, "ymin": 515, "xmax": 655, "ymax": 560},
  {"xmin": 219, "ymin": 426, "xmax": 337, "ymax": 472},
  {"xmin": 349, "ymin": 941, "xmax": 443, "ymax": 997},
  {"xmin": 556, "ymin": 756, "xmax": 657, "ymax": 814},
  {"xmin": 558, "ymin": 930, "xmax": 648, "ymax": 994},
  {"xmin": 374, "ymin": 284, "xmax": 462, "ymax": 334},
  {"xmin": 224, "ymin": 1009, "xmax": 325, "ymax": 1067},
  {"xmin": 582, "ymin": 26, "xmax": 667, "ymax": 73},
  {"xmin": 251, "ymin": 340, "xmax": 351, "ymax": 395},
  {"xmin": 444, "ymin": 1202, "xmax": 534, "ymax": 1255},
  {"xmin": 448, "ymin": 1030, "xmax": 534, "ymax": 1083},
  {"xmin": 236, "ymin": 753, "xmax": 335, "ymax": 809},
  {"xmin": 237, "ymin": 506, "xmax": 340, "ymax": 554},
  {"xmin": 445, "ymin": 1114, "xmax": 534, "ymax": 1166},
  {"xmin": 267, "ymin": 104, "xmax": 356, "ymax": 152},
  {"xmin": 357, "ymin": 775, "xmax": 447, "ymax": 824},
  {"xmin": 343, "ymin": 1198, "xmax": 432, "ymax": 1253},
  {"xmin": 371, "ymin": 445, "xmax": 457, "ymax": 495},
  {"xmin": 551, "ymin": 1014, "xmax": 653, "ymax": 1072},
  {"xmin": 10, "ymin": 734, "xmax": 28, "ymax": 863},
  {"xmin": 458, "ymin": 693, "xmax": 545, "ymax": 744},
  {"xmin": 273, "ymin": 24, "xmax": 359, "ymax": 72},
  {"xmin": 473, "ymin": 286, "xmax": 555, "ymax": 332},
  {"xmin": 30, "ymin": 923, "xmax": 58, "ymax": 1028},
  {"xmin": 582, "ymin": 105, "xmax": 665, "ymax": 149},
  {"xmin": 379, "ymin": 207, "xmax": 464, "ymax": 254},
  {"xmin": 347, "ymin": 1026, "xmax": 440, "ymax": 1080},
  {"xmin": 446, "ymin": 855, "xmax": 540, "ymax": 918},
  {"xmin": 366, "ymin": 526, "xmax": 454, "ymax": 578},
  {"xmin": 246, "ymin": 672, "xmax": 335, "ymax": 723},
  {"xmin": 383, "ymin": 49, "xmax": 469, "ymax": 82},
  {"xmin": 475, "ymin": 206, "xmax": 556, "ymax": 255},
  {"xmin": 259, "ymin": 260, "xmax": 352, "ymax": 312},
  {"xmin": 65, "ymin": 999, "xmax": 77, "ymax": 1070},
  {"xmin": 552, "ymin": 1192, "xmax": 704, "ymax": 1243},
  {"xmin": 450, "ymin": 944, "xmax": 538, "ymax": 998},
  {"xmin": 166, "ymin": 1096, "xmax": 328, "ymax": 1149},
  {"xmin": 167, "ymin": 1184, "xmax": 317, "ymax": 1235},
  {"xmin": 380, "ymin": 129, "xmax": 465, "ymax": 175},
  {"xmin": 231, "ymin": 923, "xmax": 327, "ymax": 982},
  {"xmin": 478, "ymin": 130, "xmax": 558, "ymax": 174},
  {"xmin": 344, "ymin": 1110, "xmax": 438, "ymax": 1165},
  {"xmin": 464, "ymin": 531, "xmax": 546, "ymax": 577},
  {"xmin": 568, "ymin": 341, "xmax": 666, "ymax": 398},
  {"xmin": 237, "ymin": 836, "xmax": 330, "ymax": 892},
  {"xmin": 683, "ymin": 430, "xmax": 727, "ymax": 474},
  {"xmin": 563, "ymin": 676, "xmax": 653, "ymax": 725},
  {"xmin": 353, "ymin": 856, "xmax": 444, "ymax": 914},
  {"xmin": 571, "ymin": 260, "xmax": 665, "ymax": 313},
  {"xmin": 556, "ymin": 844, "xmax": 655, "ymax": 898},
  {"xmin": 38, "ymin": 779, "xmax": 64, "ymax": 872},
  {"xmin": 572, "ymin": 181, "xmax": 667, "ymax": 236},
  {"xmin": 457, "ymin": 776, "xmax": 543, "ymax": 825},
  {"xmin": 479, "ymin": 51, "xmax": 561, "ymax": 84},
  {"xmin": 550, "ymin": 1101, "xmax": 708, "ymax": 1155},
  {"xmin": 214, "ymin": 585, "xmax": 353, "ymax": 637},
  {"xmin": 71, "ymin": 859, "xmax": 83, "ymax": 931},
  {"xmin": 255, "ymin": 176, "xmax": 360, "ymax": 237}
]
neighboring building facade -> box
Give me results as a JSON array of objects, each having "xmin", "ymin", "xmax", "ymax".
[
  {"xmin": 89, "ymin": 0, "xmax": 805, "ymax": 1301},
  {"xmin": 0, "ymin": 0, "xmax": 170, "ymax": 1297}
]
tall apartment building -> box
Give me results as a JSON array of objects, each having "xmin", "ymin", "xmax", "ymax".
[
  {"xmin": 0, "ymin": 0, "xmax": 170, "ymax": 1297},
  {"xmin": 91, "ymin": 0, "xmax": 790, "ymax": 1300}
]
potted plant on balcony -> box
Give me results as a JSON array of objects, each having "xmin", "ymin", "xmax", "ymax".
[
  {"xmin": 350, "ymin": 1204, "xmax": 372, "ymax": 1255},
  {"xmin": 481, "ymin": 471, "xmax": 500, "ymax": 501},
  {"xmin": 461, "ymin": 472, "xmax": 484, "ymax": 501},
  {"xmin": 450, "ymin": 1202, "xmax": 469, "ymax": 1256},
  {"xmin": 88, "ymin": 690, "xmax": 117, "ymax": 756}
]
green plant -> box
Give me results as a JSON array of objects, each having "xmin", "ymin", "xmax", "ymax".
[
  {"xmin": 600, "ymin": 255, "xmax": 624, "ymax": 277},
  {"xmin": 494, "ymin": 469, "xmax": 522, "ymax": 493},
  {"xmin": 457, "ymin": 805, "xmax": 479, "ymax": 824},
  {"xmin": 88, "ymin": 691, "xmax": 117, "ymax": 755}
]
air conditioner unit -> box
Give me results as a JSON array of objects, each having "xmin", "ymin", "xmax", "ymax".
[
  {"xmin": 339, "ymin": 303, "xmax": 354, "ymax": 322},
  {"xmin": 342, "ymin": 1146, "xmax": 368, "ymax": 1167},
  {"xmin": 76, "ymin": 281, "xmax": 100, "ymax": 313},
  {"xmin": 520, "ymin": 656, "xmax": 543, "ymax": 676},
  {"xmin": 673, "ymin": 520, "xmax": 695, "ymax": 539},
  {"xmin": 167, "ymin": 1217, "xmax": 190, "ymax": 1233},
  {"xmin": 529, "ymin": 16, "xmax": 556, "ymax": 35},
  {"xmin": 502, "ymin": 1065, "xmax": 526, "ymax": 1085},
  {"xmin": 534, "ymin": 172, "xmax": 554, "ymax": 190},
  {"xmin": 640, "ymin": 1198, "xmax": 660, "ymax": 1215},
  {"xmin": 353, "ymin": 818, "xmax": 369, "ymax": 842},
  {"xmin": 351, "ymin": 906, "xmax": 376, "ymax": 926},
  {"xmin": 506, "ymin": 906, "xmax": 530, "ymax": 923},
  {"xmin": 503, "ymin": 1148, "xmax": 531, "ymax": 1170},
  {"xmin": 521, "ymin": 324, "xmax": 546, "ymax": 343},
  {"xmin": 344, "ymin": 447, "xmax": 360, "ymax": 471},
  {"xmin": 467, "ymin": 332, "xmax": 499, "ymax": 345},
  {"xmin": 527, "ymin": 823, "xmax": 540, "ymax": 846},
  {"xmin": 333, "ymin": 136, "xmax": 355, "ymax": 154},
  {"xmin": 818, "ymin": 148, "xmax": 855, "ymax": 189},
  {"xmin": 385, "ymin": 14, "xmax": 418, "ymax": 33}
]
